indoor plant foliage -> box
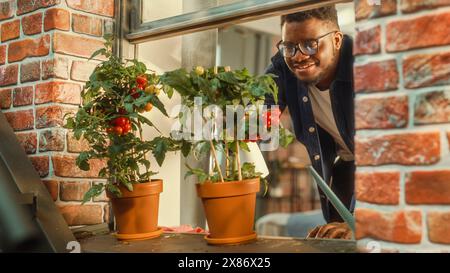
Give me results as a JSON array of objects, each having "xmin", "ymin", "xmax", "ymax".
[
  {"xmin": 65, "ymin": 36, "xmax": 182, "ymax": 240},
  {"xmin": 160, "ymin": 66, "xmax": 293, "ymax": 244}
]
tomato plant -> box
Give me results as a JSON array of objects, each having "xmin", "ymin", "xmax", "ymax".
[
  {"xmin": 65, "ymin": 35, "xmax": 186, "ymax": 201},
  {"xmin": 160, "ymin": 65, "xmax": 294, "ymax": 188}
]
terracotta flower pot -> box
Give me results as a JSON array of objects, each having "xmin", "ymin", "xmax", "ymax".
[
  {"xmin": 196, "ymin": 177, "xmax": 260, "ymax": 245},
  {"xmin": 107, "ymin": 179, "xmax": 163, "ymax": 241}
]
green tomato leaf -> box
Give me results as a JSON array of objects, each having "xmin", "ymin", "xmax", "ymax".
[
  {"xmin": 106, "ymin": 184, "xmax": 122, "ymax": 198},
  {"xmin": 149, "ymin": 95, "xmax": 168, "ymax": 117},
  {"xmin": 82, "ymin": 183, "xmax": 104, "ymax": 204},
  {"xmin": 151, "ymin": 137, "xmax": 169, "ymax": 166},
  {"xmin": 238, "ymin": 141, "xmax": 250, "ymax": 152},
  {"xmin": 76, "ymin": 152, "xmax": 91, "ymax": 171},
  {"xmin": 181, "ymin": 140, "xmax": 192, "ymax": 157}
]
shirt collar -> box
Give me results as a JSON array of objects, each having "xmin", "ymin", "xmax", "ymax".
[{"xmin": 334, "ymin": 34, "xmax": 353, "ymax": 83}]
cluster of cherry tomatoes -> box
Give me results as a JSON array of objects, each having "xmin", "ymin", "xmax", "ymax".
[
  {"xmin": 130, "ymin": 75, "xmax": 160, "ymax": 113},
  {"xmin": 106, "ymin": 116, "xmax": 132, "ymax": 136},
  {"xmin": 106, "ymin": 75, "xmax": 162, "ymax": 136},
  {"xmin": 130, "ymin": 75, "xmax": 147, "ymax": 99}
]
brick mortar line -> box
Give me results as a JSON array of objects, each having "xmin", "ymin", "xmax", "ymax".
[
  {"xmin": 355, "ymin": 89, "xmax": 410, "ymax": 99},
  {"xmin": 4, "ymin": 102, "xmax": 81, "ymax": 112},
  {"xmin": 355, "ymin": 85, "xmax": 450, "ymax": 103},
  {"xmin": 2, "ymin": 75, "xmax": 86, "ymax": 90},
  {"xmin": 357, "ymin": 164, "xmax": 450, "ymax": 174},
  {"xmin": 355, "ymin": 161, "xmax": 450, "ymax": 173},
  {"xmin": 421, "ymin": 209, "xmax": 430, "ymax": 247},
  {"xmin": 399, "ymin": 170, "xmax": 405, "ymax": 207},
  {"xmin": 356, "ymin": 163, "xmax": 450, "ymax": 172},
  {"xmin": 356, "ymin": 123, "xmax": 450, "ymax": 135},
  {"xmin": 407, "ymin": 92, "xmax": 416, "ymax": 129},
  {"xmin": 56, "ymin": 199, "xmax": 108, "ymax": 206},
  {"xmin": 356, "ymin": 201, "xmax": 450, "ymax": 212},
  {"xmin": 1, "ymin": 101, "xmax": 81, "ymax": 112},
  {"xmin": 46, "ymin": 176, "xmax": 105, "ymax": 183},
  {"xmin": 380, "ymin": 18, "xmax": 387, "ymax": 56}
]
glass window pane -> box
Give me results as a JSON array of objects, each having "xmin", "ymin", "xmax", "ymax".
[{"xmin": 142, "ymin": 0, "xmax": 244, "ymax": 23}]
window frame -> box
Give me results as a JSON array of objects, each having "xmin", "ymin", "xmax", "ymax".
[{"xmin": 125, "ymin": 0, "xmax": 352, "ymax": 44}]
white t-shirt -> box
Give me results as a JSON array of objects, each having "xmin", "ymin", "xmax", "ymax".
[{"xmin": 307, "ymin": 84, "xmax": 354, "ymax": 161}]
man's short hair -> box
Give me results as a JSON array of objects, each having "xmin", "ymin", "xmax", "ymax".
[{"xmin": 280, "ymin": 6, "xmax": 339, "ymax": 28}]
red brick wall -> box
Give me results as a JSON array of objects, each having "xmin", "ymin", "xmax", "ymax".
[
  {"xmin": 354, "ymin": 0, "xmax": 450, "ymax": 251},
  {"xmin": 0, "ymin": 0, "xmax": 114, "ymax": 227}
]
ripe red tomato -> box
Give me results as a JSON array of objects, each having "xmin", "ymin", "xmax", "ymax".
[
  {"xmin": 136, "ymin": 75, "xmax": 148, "ymax": 87},
  {"xmin": 114, "ymin": 117, "xmax": 128, "ymax": 127},
  {"xmin": 113, "ymin": 126, "xmax": 123, "ymax": 136},
  {"xmin": 122, "ymin": 123, "xmax": 132, "ymax": 134},
  {"xmin": 106, "ymin": 127, "xmax": 114, "ymax": 134},
  {"xmin": 130, "ymin": 87, "xmax": 141, "ymax": 99}
]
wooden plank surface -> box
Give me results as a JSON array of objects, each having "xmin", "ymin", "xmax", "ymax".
[{"xmin": 79, "ymin": 232, "xmax": 356, "ymax": 253}]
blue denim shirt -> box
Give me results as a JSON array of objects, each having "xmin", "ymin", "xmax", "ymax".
[{"xmin": 264, "ymin": 35, "xmax": 355, "ymax": 223}]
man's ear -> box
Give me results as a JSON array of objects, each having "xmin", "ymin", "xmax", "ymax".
[{"xmin": 334, "ymin": 31, "xmax": 344, "ymax": 50}]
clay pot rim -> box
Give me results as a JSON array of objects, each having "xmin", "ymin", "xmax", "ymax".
[
  {"xmin": 196, "ymin": 177, "xmax": 260, "ymax": 198},
  {"xmin": 107, "ymin": 179, "xmax": 163, "ymax": 199},
  {"xmin": 114, "ymin": 227, "xmax": 163, "ymax": 241},
  {"xmin": 205, "ymin": 232, "xmax": 257, "ymax": 245}
]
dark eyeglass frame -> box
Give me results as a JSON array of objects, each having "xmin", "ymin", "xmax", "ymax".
[{"xmin": 276, "ymin": 31, "xmax": 338, "ymax": 58}]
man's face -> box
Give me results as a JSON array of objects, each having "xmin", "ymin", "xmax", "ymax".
[{"xmin": 281, "ymin": 18, "xmax": 342, "ymax": 85}]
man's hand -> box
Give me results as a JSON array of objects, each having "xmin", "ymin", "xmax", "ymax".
[{"xmin": 306, "ymin": 222, "xmax": 353, "ymax": 240}]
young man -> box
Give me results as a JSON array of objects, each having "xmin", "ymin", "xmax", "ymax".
[{"xmin": 265, "ymin": 6, "xmax": 355, "ymax": 239}]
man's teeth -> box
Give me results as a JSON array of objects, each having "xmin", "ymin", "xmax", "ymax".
[{"xmin": 298, "ymin": 64, "xmax": 314, "ymax": 69}]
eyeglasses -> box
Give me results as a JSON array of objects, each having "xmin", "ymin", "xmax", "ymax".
[{"xmin": 276, "ymin": 31, "xmax": 338, "ymax": 58}]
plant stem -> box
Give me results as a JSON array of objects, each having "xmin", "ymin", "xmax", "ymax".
[
  {"xmin": 210, "ymin": 140, "xmax": 224, "ymax": 183},
  {"xmin": 225, "ymin": 139, "xmax": 229, "ymax": 178},
  {"xmin": 235, "ymin": 141, "xmax": 242, "ymax": 181},
  {"xmin": 137, "ymin": 120, "xmax": 148, "ymax": 161},
  {"xmin": 137, "ymin": 119, "xmax": 150, "ymax": 182}
]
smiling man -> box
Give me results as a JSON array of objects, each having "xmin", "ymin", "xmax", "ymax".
[{"xmin": 265, "ymin": 6, "xmax": 355, "ymax": 239}]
